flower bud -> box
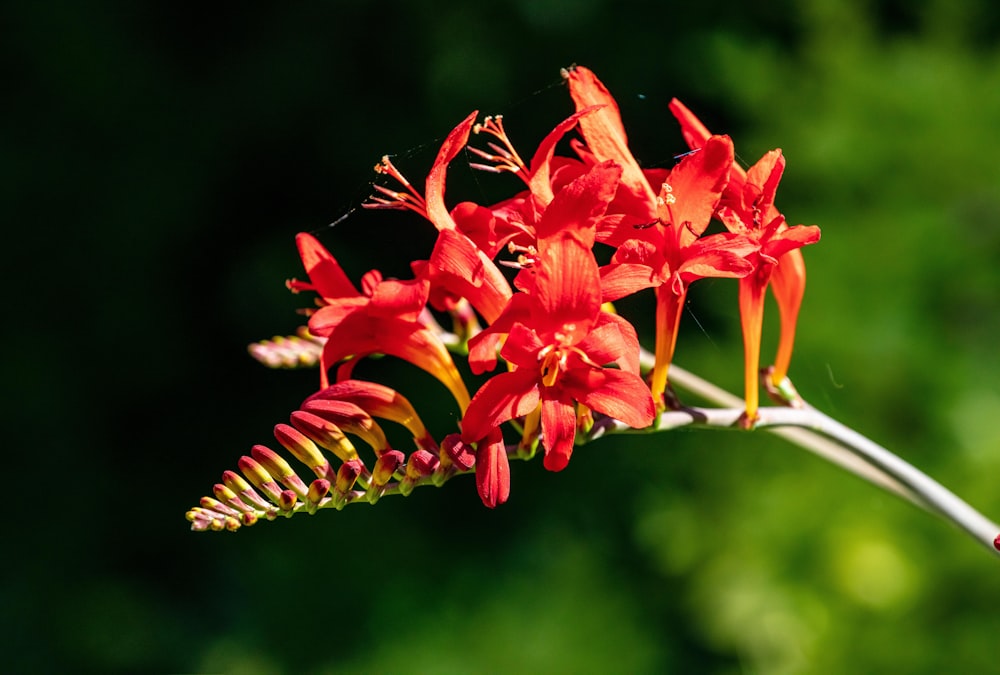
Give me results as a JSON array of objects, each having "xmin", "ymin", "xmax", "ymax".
[
  {"xmin": 222, "ymin": 470, "xmax": 272, "ymax": 511},
  {"xmin": 399, "ymin": 449, "xmax": 440, "ymax": 496},
  {"xmin": 289, "ymin": 410, "xmax": 358, "ymax": 463},
  {"xmin": 406, "ymin": 450, "xmax": 439, "ymax": 480},
  {"xmin": 335, "ymin": 459, "xmax": 364, "ymax": 495},
  {"xmin": 441, "ymin": 433, "xmax": 476, "ymax": 471},
  {"xmin": 306, "ymin": 479, "xmax": 331, "ymax": 513},
  {"xmin": 212, "ymin": 484, "xmax": 252, "ymax": 514},
  {"xmin": 199, "ymin": 497, "xmax": 240, "ymax": 518},
  {"xmin": 237, "ymin": 456, "xmax": 283, "ymax": 504},
  {"xmin": 278, "ymin": 489, "xmax": 298, "ymax": 512},
  {"xmin": 273, "ymin": 423, "xmax": 331, "ymax": 479},
  {"xmin": 251, "ymin": 445, "xmax": 309, "ymax": 498},
  {"xmin": 301, "ymin": 399, "xmax": 388, "ymax": 454},
  {"xmin": 372, "ymin": 450, "xmax": 405, "ymax": 487}
]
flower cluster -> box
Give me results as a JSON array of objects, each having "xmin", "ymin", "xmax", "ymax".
[{"xmin": 187, "ymin": 66, "xmax": 820, "ymax": 531}]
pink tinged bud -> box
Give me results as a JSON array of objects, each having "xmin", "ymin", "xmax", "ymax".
[
  {"xmin": 305, "ymin": 380, "xmax": 430, "ymax": 444},
  {"xmin": 442, "ymin": 433, "xmax": 476, "ymax": 471},
  {"xmin": 199, "ymin": 497, "xmax": 241, "ymax": 519},
  {"xmin": 995, "ymin": 533, "xmax": 1000, "ymax": 551},
  {"xmin": 212, "ymin": 484, "xmax": 254, "ymax": 514},
  {"xmin": 250, "ymin": 445, "xmax": 311, "ymax": 498},
  {"xmin": 406, "ymin": 450, "xmax": 439, "ymax": 480},
  {"xmin": 335, "ymin": 459, "xmax": 364, "ymax": 495},
  {"xmin": 222, "ymin": 470, "xmax": 274, "ymax": 512},
  {"xmin": 186, "ymin": 506, "xmax": 242, "ymax": 532},
  {"xmin": 273, "ymin": 423, "xmax": 331, "ymax": 479},
  {"xmin": 399, "ymin": 449, "xmax": 440, "ymax": 496},
  {"xmin": 237, "ymin": 456, "xmax": 284, "ymax": 505},
  {"xmin": 289, "ymin": 410, "xmax": 359, "ymax": 463},
  {"xmin": 241, "ymin": 512, "xmax": 259, "ymax": 527},
  {"xmin": 186, "ymin": 508, "xmax": 215, "ymax": 531},
  {"xmin": 369, "ymin": 450, "xmax": 405, "ymax": 504},
  {"xmin": 247, "ymin": 329, "xmax": 324, "ymax": 368},
  {"xmin": 187, "ymin": 508, "xmax": 223, "ymax": 531},
  {"xmin": 372, "ymin": 450, "xmax": 405, "ymax": 487},
  {"xmin": 306, "ymin": 478, "xmax": 331, "ymax": 513},
  {"xmin": 300, "ymin": 399, "xmax": 388, "ymax": 453},
  {"xmin": 278, "ymin": 489, "xmax": 298, "ymax": 512}
]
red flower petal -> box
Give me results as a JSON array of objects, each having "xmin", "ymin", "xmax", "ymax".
[
  {"xmin": 475, "ymin": 428, "xmax": 510, "ymax": 508},
  {"xmin": 540, "ymin": 393, "xmax": 577, "ymax": 471},
  {"xmin": 294, "ymin": 232, "xmax": 357, "ymax": 299},
  {"xmin": 535, "ymin": 160, "xmax": 621, "ymax": 246},
  {"xmin": 534, "ymin": 236, "xmax": 601, "ymax": 342},
  {"xmin": 658, "ymin": 135, "xmax": 734, "ymax": 239},
  {"xmin": 563, "ymin": 368, "xmax": 655, "ymax": 430},
  {"xmin": 461, "ymin": 369, "xmax": 541, "ymax": 445},
  {"xmin": 564, "ymin": 66, "xmax": 656, "ymax": 213},
  {"xmin": 425, "ymin": 111, "xmax": 478, "ymax": 231}
]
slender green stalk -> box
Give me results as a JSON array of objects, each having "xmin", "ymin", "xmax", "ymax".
[{"xmin": 655, "ymin": 363, "xmax": 1000, "ymax": 558}]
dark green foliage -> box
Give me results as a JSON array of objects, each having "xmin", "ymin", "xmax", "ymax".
[{"xmin": 6, "ymin": 1, "xmax": 1000, "ymax": 672}]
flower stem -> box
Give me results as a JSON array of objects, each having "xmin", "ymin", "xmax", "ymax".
[{"xmin": 664, "ymin": 363, "xmax": 1000, "ymax": 558}]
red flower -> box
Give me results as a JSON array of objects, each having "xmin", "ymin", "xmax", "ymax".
[
  {"xmin": 366, "ymin": 112, "xmax": 514, "ymax": 327},
  {"xmin": 289, "ymin": 232, "xmax": 471, "ymax": 410},
  {"xmin": 716, "ymin": 150, "xmax": 821, "ymax": 421},
  {"xmin": 669, "ymin": 98, "xmax": 819, "ymax": 411},
  {"xmin": 599, "ymin": 135, "xmax": 757, "ymax": 402},
  {"xmin": 461, "ymin": 162, "xmax": 655, "ymax": 483},
  {"xmin": 562, "ymin": 65, "xmax": 658, "ymax": 220}
]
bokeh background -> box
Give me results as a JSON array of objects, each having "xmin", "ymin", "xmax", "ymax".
[{"xmin": 6, "ymin": 1, "xmax": 1000, "ymax": 672}]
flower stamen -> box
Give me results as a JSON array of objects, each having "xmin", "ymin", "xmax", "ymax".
[
  {"xmin": 470, "ymin": 115, "xmax": 527, "ymax": 176},
  {"xmin": 364, "ymin": 155, "xmax": 428, "ymax": 217}
]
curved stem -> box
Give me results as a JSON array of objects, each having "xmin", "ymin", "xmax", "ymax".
[{"xmin": 660, "ymin": 363, "xmax": 1000, "ymax": 557}]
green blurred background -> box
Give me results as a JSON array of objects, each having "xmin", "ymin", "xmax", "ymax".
[{"xmin": 6, "ymin": 0, "xmax": 1000, "ymax": 672}]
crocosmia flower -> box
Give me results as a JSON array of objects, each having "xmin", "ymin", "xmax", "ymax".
[
  {"xmin": 668, "ymin": 98, "xmax": 820, "ymax": 416},
  {"xmin": 461, "ymin": 161, "xmax": 655, "ymax": 484}
]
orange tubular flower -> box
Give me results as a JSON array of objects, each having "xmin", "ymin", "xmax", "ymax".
[
  {"xmin": 366, "ymin": 112, "xmax": 514, "ymax": 327},
  {"xmin": 461, "ymin": 162, "xmax": 655, "ymax": 490},
  {"xmin": 599, "ymin": 135, "xmax": 757, "ymax": 404},
  {"xmin": 563, "ymin": 66, "xmax": 765, "ymax": 406},
  {"xmin": 669, "ymin": 98, "xmax": 813, "ymax": 397},
  {"xmin": 715, "ymin": 151, "xmax": 821, "ymax": 422},
  {"xmin": 562, "ymin": 66, "xmax": 657, "ymax": 220},
  {"xmin": 288, "ymin": 232, "xmax": 471, "ymax": 411}
]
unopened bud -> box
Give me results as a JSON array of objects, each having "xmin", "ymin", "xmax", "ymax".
[
  {"xmin": 290, "ymin": 410, "xmax": 358, "ymax": 463},
  {"xmin": 335, "ymin": 459, "xmax": 364, "ymax": 495},
  {"xmin": 301, "ymin": 399, "xmax": 388, "ymax": 454},
  {"xmin": 222, "ymin": 470, "xmax": 272, "ymax": 511},
  {"xmin": 199, "ymin": 497, "xmax": 240, "ymax": 518},
  {"xmin": 237, "ymin": 456, "xmax": 283, "ymax": 504},
  {"xmin": 406, "ymin": 450, "xmax": 439, "ymax": 480},
  {"xmin": 212, "ymin": 484, "xmax": 252, "ymax": 514},
  {"xmin": 442, "ymin": 433, "xmax": 475, "ymax": 471},
  {"xmin": 186, "ymin": 508, "xmax": 214, "ymax": 531},
  {"xmin": 273, "ymin": 423, "xmax": 331, "ymax": 478},
  {"xmin": 251, "ymin": 445, "xmax": 309, "ymax": 498},
  {"xmin": 278, "ymin": 489, "xmax": 298, "ymax": 512},
  {"xmin": 372, "ymin": 450, "xmax": 405, "ymax": 487},
  {"xmin": 306, "ymin": 479, "xmax": 331, "ymax": 513},
  {"xmin": 399, "ymin": 449, "xmax": 440, "ymax": 496}
]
